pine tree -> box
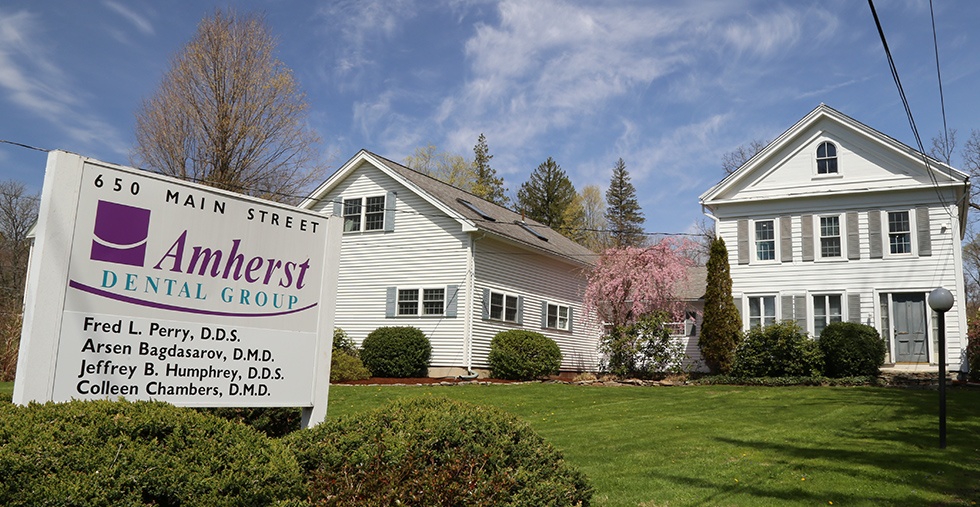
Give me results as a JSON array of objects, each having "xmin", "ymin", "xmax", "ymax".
[
  {"xmin": 604, "ymin": 158, "xmax": 645, "ymax": 247},
  {"xmin": 471, "ymin": 133, "xmax": 509, "ymax": 206},
  {"xmin": 516, "ymin": 157, "xmax": 584, "ymax": 241},
  {"xmin": 699, "ymin": 237, "xmax": 742, "ymax": 374}
]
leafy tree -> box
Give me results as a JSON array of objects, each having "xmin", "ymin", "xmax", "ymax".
[
  {"xmin": 404, "ymin": 145, "xmax": 475, "ymax": 191},
  {"xmin": 721, "ymin": 139, "xmax": 769, "ymax": 175},
  {"xmin": 699, "ymin": 236, "xmax": 742, "ymax": 374},
  {"xmin": 0, "ymin": 180, "xmax": 39, "ymax": 380},
  {"xmin": 600, "ymin": 311, "xmax": 688, "ymax": 378},
  {"xmin": 133, "ymin": 9, "xmax": 323, "ymax": 203},
  {"xmin": 584, "ymin": 239, "xmax": 693, "ymax": 329},
  {"xmin": 516, "ymin": 157, "xmax": 585, "ymax": 241},
  {"xmin": 579, "ymin": 184, "xmax": 610, "ymax": 252},
  {"xmin": 604, "ymin": 158, "xmax": 645, "ymax": 247},
  {"xmin": 471, "ymin": 133, "xmax": 509, "ymax": 206}
]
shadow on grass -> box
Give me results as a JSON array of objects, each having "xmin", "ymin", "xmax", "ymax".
[{"xmin": 694, "ymin": 387, "xmax": 980, "ymax": 505}]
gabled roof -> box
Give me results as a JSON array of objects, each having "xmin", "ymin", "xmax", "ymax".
[
  {"xmin": 700, "ymin": 105, "xmax": 970, "ymax": 224},
  {"xmin": 300, "ymin": 149, "xmax": 596, "ymax": 267}
]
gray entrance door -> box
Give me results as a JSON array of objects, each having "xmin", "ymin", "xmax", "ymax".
[{"xmin": 893, "ymin": 293, "xmax": 927, "ymax": 362}]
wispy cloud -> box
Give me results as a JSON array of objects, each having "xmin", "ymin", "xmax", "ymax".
[
  {"xmin": 0, "ymin": 7, "xmax": 128, "ymax": 156},
  {"xmin": 102, "ymin": 0, "xmax": 154, "ymax": 36}
]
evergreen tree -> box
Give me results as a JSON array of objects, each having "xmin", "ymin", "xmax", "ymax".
[
  {"xmin": 471, "ymin": 133, "xmax": 509, "ymax": 206},
  {"xmin": 516, "ymin": 157, "xmax": 584, "ymax": 241},
  {"xmin": 604, "ymin": 158, "xmax": 645, "ymax": 247},
  {"xmin": 699, "ymin": 237, "xmax": 742, "ymax": 374}
]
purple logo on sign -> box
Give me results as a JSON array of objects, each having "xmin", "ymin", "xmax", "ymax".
[{"xmin": 90, "ymin": 200, "xmax": 151, "ymax": 267}]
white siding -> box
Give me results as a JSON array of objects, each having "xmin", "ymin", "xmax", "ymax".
[
  {"xmin": 310, "ymin": 163, "xmax": 470, "ymax": 367},
  {"xmin": 717, "ymin": 188, "xmax": 966, "ymax": 370},
  {"xmin": 471, "ymin": 237, "xmax": 600, "ymax": 371}
]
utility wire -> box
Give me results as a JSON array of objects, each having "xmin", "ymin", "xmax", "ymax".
[
  {"xmin": 929, "ymin": 0, "xmax": 950, "ymax": 161},
  {"xmin": 867, "ymin": 0, "xmax": 955, "ymax": 219}
]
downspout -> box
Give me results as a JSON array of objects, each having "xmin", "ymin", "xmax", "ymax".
[{"xmin": 458, "ymin": 233, "xmax": 485, "ymax": 380}]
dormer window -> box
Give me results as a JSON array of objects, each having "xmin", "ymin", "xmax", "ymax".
[{"xmin": 816, "ymin": 141, "xmax": 838, "ymax": 174}]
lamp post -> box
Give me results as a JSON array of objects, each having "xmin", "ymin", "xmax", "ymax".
[{"xmin": 927, "ymin": 287, "xmax": 953, "ymax": 449}]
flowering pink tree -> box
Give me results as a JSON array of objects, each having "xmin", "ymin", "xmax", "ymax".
[{"xmin": 585, "ymin": 238, "xmax": 694, "ymax": 329}]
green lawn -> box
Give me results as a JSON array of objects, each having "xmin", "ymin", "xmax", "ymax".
[
  {"xmin": 327, "ymin": 383, "xmax": 980, "ymax": 507},
  {"xmin": 3, "ymin": 380, "xmax": 977, "ymax": 505},
  {"xmin": 0, "ymin": 381, "xmax": 11, "ymax": 398}
]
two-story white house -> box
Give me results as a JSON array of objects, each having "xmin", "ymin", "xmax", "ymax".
[
  {"xmin": 700, "ymin": 104, "xmax": 970, "ymax": 374},
  {"xmin": 300, "ymin": 150, "xmax": 601, "ymax": 377}
]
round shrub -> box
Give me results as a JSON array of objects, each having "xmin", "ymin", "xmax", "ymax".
[
  {"xmin": 489, "ymin": 330, "xmax": 563, "ymax": 380},
  {"xmin": 731, "ymin": 321, "xmax": 823, "ymax": 378},
  {"xmin": 0, "ymin": 399, "xmax": 303, "ymax": 506},
  {"xmin": 331, "ymin": 349, "xmax": 372, "ymax": 382},
  {"xmin": 360, "ymin": 326, "xmax": 431, "ymax": 377},
  {"xmin": 818, "ymin": 322, "xmax": 886, "ymax": 377},
  {"xmin": 285, "ymin": 396, "xmax": 593, "ymax": 507}
]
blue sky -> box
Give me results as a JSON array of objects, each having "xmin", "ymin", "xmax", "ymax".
[{"xmin": 2, "ymin": 0, "xmax": 979, "ymax": 235}]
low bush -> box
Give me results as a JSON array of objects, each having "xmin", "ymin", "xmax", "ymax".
[
  {"xmin": 600, "ymin": 311, "xmax": 687, "ymax": 378},
  {"xmin": 731, "ymin": 321, "xmax": 823, "ymax": 378},
  {"xmin": 285, "ymin": 396, "xmax": 592, "ymax": 507},
  {"xmin": 333, "ymin": 327, "xmax": 358, "ymax": 357},
  {"xmin": 331, "ymin": 349, "xmax": 372, "ymax": 382},
  {"xmin": 360, "ymin": 326, "xmax": 431, "ymax": 378},
  {"xmin": 488, "ymin": 330, "xmax": 562, "ymax": 380},
  {"xmin": 196, "ymin": 406, "xmax": 302, "ymax": 438},
  {"xmin": 690, "ymin": 375, "xmax": 880, "ymax": 387},
  {"xmin": 818, "ymin": 322, "xmax": 886, "ymax": 377},
  {"xmin": 0, "ymin": 399, "xmax": 303, "ymax": 506}
]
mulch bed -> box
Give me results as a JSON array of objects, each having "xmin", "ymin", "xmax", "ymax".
[{"xmin": 336, "ymin": 377, "xmax": 518, "ymax": 385}]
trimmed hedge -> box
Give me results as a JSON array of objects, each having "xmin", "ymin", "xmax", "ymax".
[
  {"xmin": 196, "ymin": 406, "xmax": 302, "ymax": 438},
  {"xmin": 0, "ymin": 399, "xmax": 303, "ymax": 506},
  {"xmin": 731, "ymin": 321, "xmax": 823, "ymax": 378},
  {"xmin": 331, "ymin": 349, "xmax": 372, "ymax": 382},
  {"xmin": 360, "ymin": 326, "xmax": 432, "ymax": 378},
  {"xmin": 285, "ymin": 396, "xmax": 592, "ymax": 507},
  {"xmin": 818, "ymin": 322, "xmax": 886, "ymax": 377},
  {"xmin": 488, "ymin": 330, "xmax": 563, "ymax": 380}
]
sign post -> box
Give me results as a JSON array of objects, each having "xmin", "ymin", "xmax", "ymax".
[{"xmin": 14, "ymin": 151, "xmax": 340, "ymax": 426}]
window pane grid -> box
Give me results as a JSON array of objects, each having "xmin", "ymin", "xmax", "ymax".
[
  {"xmin": 888, "ymin": 211, "xmax": 911, "ymax": 254},
  {"xmin": 489, "ymin": 291, "xmax": 518, "ymax": 323},
  {"xmin": 397, "ymin": 289, "xmax": 418, "ymax": 316},
  {"xmin": 364, "ymin": 196, "xmax": 386, "ymax": 231},
  {"xmin": 749, "ymin": 296, "xmax": 775, "ymax": 328},
  {"xmin": 755, "ymin": 221, "xmax": 775, "ymax": 261},
  {"xmin": 504, "ymin": 295, "xmax": 518, "ymax": 322},
  {"xmin": 546, "ymin": 304, "xmax": 570, "ymax": 330},
  {"xmin": 343, "ymin": 198, "xmax": 361, "ymax": 232},
  {"xmin": 422, "ymin": 289, "xmax": 444, "ymax": 315},
  {"xmin": 817, "ymin": 141, "xmax": 838, "ymax": 174},
  {"xmin": 820, "ymin": 216, "xmax": 841, "ymax": 258}
]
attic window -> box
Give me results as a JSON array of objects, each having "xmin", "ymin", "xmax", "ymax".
[
  {"xmin": 816, "ymin": 141, "xmax": 838, "ymax": 174},
  {"xmin": 457, "ymin": 198, "xmax": 495, "ymax": 221},
  {"xmin": 516, "ymin": 221, "xmax": 549, "ymax": 242}
]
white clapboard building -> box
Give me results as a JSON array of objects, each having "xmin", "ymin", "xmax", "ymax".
[
  {"xmin": 300, "ymin": 150, "xmax": 600, "ymax": 376},
  {"xmin": 700, "ymin": 104, "xmax": 970, "ymax": 373}
]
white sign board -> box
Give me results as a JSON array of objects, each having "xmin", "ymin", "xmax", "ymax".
[{"xmin": 14, "ymin": 151, "xmax": 340, "ymax": 424}]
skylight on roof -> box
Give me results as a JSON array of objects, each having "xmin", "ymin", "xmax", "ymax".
[
  {"xmin": 457, "ymin": 198, "xmax": 495, "ymax": 221},
  {"xmin": 515, "ymin": 221, "xmax": 548, "ymax": 241}
]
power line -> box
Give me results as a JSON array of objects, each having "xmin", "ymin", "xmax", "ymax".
[{"xmin": 867, "ymin": 0, "xmax": 955, "ymax": 220}]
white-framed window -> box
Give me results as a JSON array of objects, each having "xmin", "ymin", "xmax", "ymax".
[
  {"xmin": 754, "ymin": 220, "xmax": 776, "ymax": 261},
  {"xmin": 816, "ymin": 141, "xmax": 838, "ymax": 174},
  {"xmin": 748, "ymin": 295, "xmax": 776, "ymax": 329},
  {"xmin": 887, "ymin": 210, "xmax": 912, "ymax": 255},
  {"xmin": 813, "ymin": 294, "xmax": 842, "ymax": 337},
  {"xmin": 488, "ymin": 291, "xmax": 520, "ymax": 323},
  {"xmin": 545, "ymin": 303, "xmax": 570, "ymax": 330},
  {"xmin": 397, "ymin": 288, "xmax": 445, "ymax": 316},
  {"xmin": 343, "ymin": 195, "xmax": 386, "ymax": 232},
  {"xmin": 819, "ymin": 215, "xmax": 842, "ymax": 258}
]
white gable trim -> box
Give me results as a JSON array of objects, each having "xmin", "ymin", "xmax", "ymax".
[
  {"xmin": 299, "ymin": 150, "xmax": 478, "ymax": 232},
  {"xmin": 701, "ymin": 104, "xmax": 969, "ymax": 204}
]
